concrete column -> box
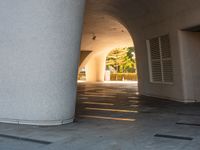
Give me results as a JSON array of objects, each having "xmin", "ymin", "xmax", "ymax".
[
  {"xmin": 0, "ymin": 0, "xmax": 85, "ymax": 125},
  {"xmin": 86, "ymin": 53, "xmax": 106, "ymax": 82}
]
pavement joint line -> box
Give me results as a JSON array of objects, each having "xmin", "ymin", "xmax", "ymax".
[{"xmin": 0, "ymin": 134, "xmax": 52, "ymax": 144}]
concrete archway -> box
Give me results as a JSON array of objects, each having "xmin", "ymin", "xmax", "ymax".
[
  {"xmin": 0, "ymin": 0, "xmax": 200, "ymax": 126},
  {"xmin": 80, "ymin": 13, "xmax": 134, "ymax": 82},
  {"xmin": 81, "ymin": 0, "xmax": 200, "ymax": 103}
]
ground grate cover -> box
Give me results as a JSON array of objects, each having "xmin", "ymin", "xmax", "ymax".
[
  {"xmin": 154, "ymin": 134, "xmax": 193, "ymax": 141},
  {"xmin": 0, "ymin": 134, "xmax": 52, "ymax": 145}
]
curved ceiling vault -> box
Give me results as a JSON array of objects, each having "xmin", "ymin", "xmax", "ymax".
[
  {"xmin": 81, "ymin": 0, "xmax": 198, "ymax": 52},
  {"xmin": 80, "ymin": 0, "xmax": 135, "ymax": 52}
]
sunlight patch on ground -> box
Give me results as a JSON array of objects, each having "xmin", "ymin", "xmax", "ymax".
[
  {"xmin": 79, "ymin": 115, "xmax": 136, "ymax": 122},
  {"xmin": 82, "ymin": 102, "xmax": 114, "ymax": 106},
  {"xmin": 85, "ymin": 107, "xmax": 138, "ymax": 113}
]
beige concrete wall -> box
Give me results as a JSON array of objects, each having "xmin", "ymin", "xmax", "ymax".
[
  {"xmin": 179, "ymin": 31, "xmax": 200, "ymax": 102},
  {"xmin": 135, "ymin": 5, "xmax": 200, "ymax": 102},
  {"xmin": 111, "ymin": 1, "xmax": 200, "ymax": 102},
  {"xmin": 85, "ymin": 52, "xmax": 107, "ymax": 82},
  {"xmin": 82, "ymin": 1, "xmax": 200, "ymax": 102},
  {"xmin": 0, "ymin": 0, "xmax": 85, "ymax": 125},
  {"xmin": 79, "ymin": 51, "xmax": 92, "ymax": 67}
]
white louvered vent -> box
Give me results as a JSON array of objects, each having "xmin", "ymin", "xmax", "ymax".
[
  {"xmin": 149, "ymin": 38, "xmax": 162, "ymax": 82},
  {"xmin": 147, "ymin": 34, "xmax": 173, "ymax": 84}
]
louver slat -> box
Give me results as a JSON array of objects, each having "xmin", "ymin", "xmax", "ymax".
[
  {"xmin": 160, "ymin": 35, "xmax": 173, "ymax": 83},
  {"xmin": 152, "ymin": 61, "xmax": 162, "ymax": 82},
  {"xmin": 148, "ymin": 34, "xmax": 173, "ymax": 83},
  {"xmin": 160, "ymin": 35, "xmax": 171, "ymax": 58},
  {"xmin": 149, "ymin": 38, "xmax": 160, "ymax": 60},
  {"xmin": 149, "ymin": 37, "xmax": 162, "ymax": 82},
  {"xmin": 163, "ymin": 60, "xmax": 173, "ymax": 82}
]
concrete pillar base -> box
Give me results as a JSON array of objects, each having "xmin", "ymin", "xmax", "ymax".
[
  {"xmin": 0, "ymin": 0, "xmax": 85, "ymax": 126},
  {"xmin": 85, "ymin": 52, "xmax": 107, "ymax": 82},
  {"xmin": 0, "ymin": 118, "xmax": 74, "ymax": 126}
]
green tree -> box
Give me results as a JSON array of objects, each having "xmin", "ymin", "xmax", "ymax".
[{"xmin": 106, "ymin": 47, "xmax": 136, "ymax": 73}]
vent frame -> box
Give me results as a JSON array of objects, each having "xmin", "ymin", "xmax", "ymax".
[{"xmin": 147, "ymin": 34, "xmax": 174, "ymax": 84}]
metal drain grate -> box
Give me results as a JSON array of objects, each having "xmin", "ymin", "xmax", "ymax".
[
  {"xmin": 0, "ymin": 134, "xmax": 52, "ymax": 144},
  {"xmin": 154, "ymin": 134, "xmax": 193, "ymax": 141},
  {"xmin": 176, "ymin": 122, "xmax": 200, "ymax": 127},
  {"xmin": 177, "ymin": 113, "xmax": 200, "ymax": 117}
]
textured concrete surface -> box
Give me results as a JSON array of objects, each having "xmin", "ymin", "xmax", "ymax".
[
  {"xmin": 0, "ymin": 0, "xmax": 85, "ymax": 125},
  {"xmin": 0, "ymin": 82, "xmax": 200, "ymax": 149},
  {"xmin": 81, "ymin": 0, "xmax": 200, "ymax": 102}
]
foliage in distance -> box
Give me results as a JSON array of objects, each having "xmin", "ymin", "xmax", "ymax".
[{"xmin": 106, "ymin": 47, "xmax": 136, "ymax": 73}]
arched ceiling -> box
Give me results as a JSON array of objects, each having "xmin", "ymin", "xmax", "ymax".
[
  {"xmin": 81, "ymin": 14, "xmax": 133, "ymax": 52},
  {"xmin": 81, "ymin": 0, "xmax": 199, "ymax": 52},
  {"xmin": 80, "ymin": 0, "xmax": 135, "ymax": 52}
]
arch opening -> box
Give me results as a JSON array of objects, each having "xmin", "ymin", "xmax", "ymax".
[
  {"xmin": 78, "ymin": 14, "xmax": 136, "ymax": 82},
  {"xmin": 76, "ymin": 7, "xmax": 139, "ymax": 122},
  {"xmin": 105, "ymin": 47, "xmax": 138, "ymax": 82}
]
